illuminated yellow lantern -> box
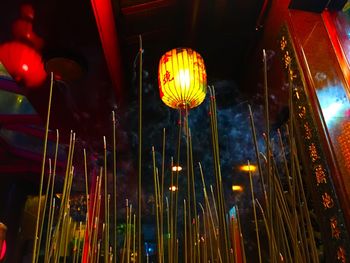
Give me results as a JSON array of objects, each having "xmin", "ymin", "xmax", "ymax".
[{"xmin": 158, "ymin": 48, "xmax": 207, "ymax": 110}]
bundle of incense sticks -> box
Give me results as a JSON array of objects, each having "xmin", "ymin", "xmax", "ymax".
[{"xmin": 31, "ymin": 49, "xmax": 320, "ymax": 262}]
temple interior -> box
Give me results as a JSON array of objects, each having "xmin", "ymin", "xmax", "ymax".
[{"xmin": 1, "ymin": 0, "xmax": 350, "ymax": 262}]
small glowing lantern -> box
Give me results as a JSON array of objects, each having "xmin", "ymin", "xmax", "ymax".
[
  {"xmin": 169, "ymin": 185, "xmax": 178, "ymax": 192},
  {"xmin": 172, "ymin": 165, "xmax": 182, "ymax": 172},
  {"xmin": 158, "ymin": 48, "xmax": 207, "ymax": 109},
  {"xmin": 232, "ymin": 185, "xmax": 243, "ymax": 192},
  {"xmin": 239, "ymin": 164, "xmax": 257, "ymax": 173}
]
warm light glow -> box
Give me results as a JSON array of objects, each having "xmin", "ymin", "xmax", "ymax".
[
  {"xmin": 240, "ymin": 164, "xmax": 257, "ymax": 172},
  {"xmin": 169, "ymin": 186, "xmax": 178, "ymax": 192},
  {"xmin": 323, "ymin": 102, "xmax": 343, "ymax": 122},
  {"xmin": 22, "ymin": 64, "xmax": 28, "ymax": 71},
  {"xmin": 172, "ymin": 165, "xmax": 182, "ymax": 172},
  {"xmin": 316, "ymin": 85, "xmax": 350, "ymax": 126},
  {"xmin": 178, "ymin": 69, "xmax": 190, "ymax": 88},
  {"xmin": 232, "ymin": 185, "xmax": 243, "ymax": 192},
  {"xmin": 158, "ymin": 48, "xmax": 207, "ymax": 109}
]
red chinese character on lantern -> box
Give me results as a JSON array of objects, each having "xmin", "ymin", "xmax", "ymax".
[
  {"xmin": 193, "ymin": 61, "xmax": 200, "ymax": 68},
  {"xmin": 201, "ymin": 73, "xmax": 207, "ymax": 83},
  {"xmin": 337, "ymin": 247, "xmax": 346, "ymax": 263},
  {"xmin": 315, "ymin": 165, "xmax": 327, "ymax": 186},
  {"xmin": 163, "ymin": 70, "xmax": 174, "ymax": 85},
  {"xmin": 162, "ymin": 53, "xmax": 171, "ymax": 64},
  {"xmin": 330, "ymin": 217, "xmax": 341, "ymax": 239},
  {"xmin": 322, "ymin": 193, "xmax": 334, "ymax": 209}
]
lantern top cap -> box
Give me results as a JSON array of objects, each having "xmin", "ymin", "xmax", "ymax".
[{"xmin": 163, "ymin": 47, "xmax": 203, "ymax": 55}]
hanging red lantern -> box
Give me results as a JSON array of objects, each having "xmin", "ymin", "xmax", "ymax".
[
  {"xmin": 0, "ymin": 41, "xmax": 47, "ymax": 88},
  {"xmin": 158, "ymin": 48, "xmax": 207, "ymax": 110}
]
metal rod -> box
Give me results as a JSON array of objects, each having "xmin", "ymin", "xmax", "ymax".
[
  {"xmin": 184, "ymin": 107, "xmax": 193, "ymax": 263},
  {"xmin": 173, "ymin": 110, "xmax": 182, "ymax": 263}
]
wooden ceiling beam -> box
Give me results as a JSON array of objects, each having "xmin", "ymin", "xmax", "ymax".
[{"xmin": 121, "ymin": 0, "xmax": 176, "ymax": 15}]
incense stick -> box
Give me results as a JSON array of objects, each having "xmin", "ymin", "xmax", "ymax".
[
  {"xmin": 112, "ymin": 111, "xmax": 118, "ymax": 263},
  {"xmin": 133, "ymin": 213, "xmax": 136, "ymax": 263},
  {"xmin": 184, "ymin": 199, "xmax": 187, "ymax": 263},
  {"xmin": 152, "ymin": 146, "xmax": 161, "ymax": 261},
  {"xmin": 248, "ymin": 160, "xmax": 262, "ymax": 263},
  {"xmin": 32, "ymin": 72, "xmax": 54, "ymax": 263},
  {"xmin": 76, "ymin": 222, "xmax": 82, "ymax": 263},
  {"xmin": 137, "ymin": 34, "xmax": 143, "ymax": 263},
  {"xmin": 36, "ymin": 158, "xmax": 52, "ymax": 263}
]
